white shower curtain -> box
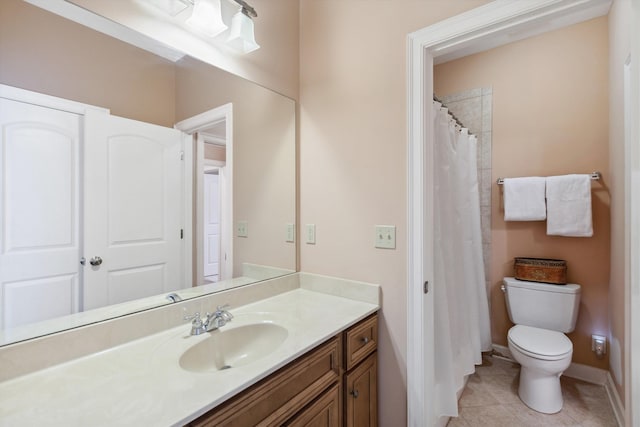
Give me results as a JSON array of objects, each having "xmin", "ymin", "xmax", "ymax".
[{"xmin": 432, "ymin": 102, "xmax": 492, "ymax": 419}]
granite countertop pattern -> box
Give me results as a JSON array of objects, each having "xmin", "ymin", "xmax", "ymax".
[{"xmin": 0, "ymin": 288, "xmax": 378, "ymax": 426}]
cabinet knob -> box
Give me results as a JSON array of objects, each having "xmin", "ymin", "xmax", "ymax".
[
  {"xmin": 361, "ymin": 337, "xmax": 370, "ymax": 344},
  {"xmin": 350, "ymin": 389, "xmax": 359, "ymax": 398}
]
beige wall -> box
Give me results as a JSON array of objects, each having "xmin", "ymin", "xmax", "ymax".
[
  {"xmin": 176, "ymin": 57, "xmax": 296, "ymax": 276},
  {"xmin": 0, "ymin": 0, "xmax": 176, "ymax": 127},
  {"xmin": 608, "ymin": 0, "xmax": 632, "ymax": 403},
  {"xmin": 434, "ymin": 18, "xmax": 610, "ymax": 370},
  {"xmin": 299, "ymin": 1, "xmax": 492, "ymax": 425}
]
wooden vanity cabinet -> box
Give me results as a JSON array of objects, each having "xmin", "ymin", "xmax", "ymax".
[
  {"xmin": 343, "ymin": 314, "xmax": 378, "ymax": 427},
  {"xmin": 188, "ymin": 313, "xmax": 378, "ymax": 427}
]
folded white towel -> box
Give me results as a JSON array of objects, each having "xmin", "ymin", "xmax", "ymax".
[
  {"xmin": 546, "ymin": 174, "xmax": 593, "ymax": 237},
  {"xmin": 503, "ymin": 177, "xmax": 547, "ymax": 221}
]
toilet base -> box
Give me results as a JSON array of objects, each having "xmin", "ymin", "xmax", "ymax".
[{"xmin": 518, "ymin": 366, "xmax": 564, "ymax": 414}]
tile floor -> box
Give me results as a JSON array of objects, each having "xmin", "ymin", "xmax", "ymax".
[{"xmin": 447, "ymin": 355, "xmax": 619, "ymax": 427}]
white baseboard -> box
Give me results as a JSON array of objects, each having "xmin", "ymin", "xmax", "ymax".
[
  {"xmin": 491, "ymin": 343, "xmax": 625, "ymax": 426},
  {"xmin": 605, "ymin": 372, "xmax": 625, "ymax": 427},
  {"xmin": 564, "ymin": 362, "xmax": 608, "ymax": 385}
]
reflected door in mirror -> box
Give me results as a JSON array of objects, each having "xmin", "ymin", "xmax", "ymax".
[
  {"xmin": 0, "ymin": 101, "xmax": 188, "ymax": 329},
  {"xmin": 204, "ymin": 171, "xmax": 221, "ymax": 283},
  {"xmin": 0, "ymin": 98, "xmax": 81, "ymax": 329},
  {"xmin": 83, "ymin": 110, "xmax": 185, "ymax": 310}
]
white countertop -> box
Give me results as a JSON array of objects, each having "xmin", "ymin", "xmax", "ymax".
[{"xmin": 0, "ymin": 288, "xmax": 378, "ymax": 426}]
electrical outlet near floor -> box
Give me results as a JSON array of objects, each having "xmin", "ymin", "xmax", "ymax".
[{"xmin": 375, "ymin": 225, "xmax": 396, "ymax": 249}]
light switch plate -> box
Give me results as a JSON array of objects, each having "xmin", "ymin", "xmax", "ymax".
[
  {"xmin": 375, "ymin": 225, "xmax": 396, "ymax": 249},
  {"xmin": 237, "ymin": 221, "xmax": 248, "ymax": 238},
  {"xmin": 286, "ymin": 223, "xmax": 295, "ymax": 242},
  {"xmin": 306, "ymin": 224, "xmax": 316, "ymax": 244}
]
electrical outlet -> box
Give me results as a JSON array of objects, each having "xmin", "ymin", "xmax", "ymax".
[
  {"xmin": 592, "ymin": 334, "xmax": 606, "ymax": 358},
  {"xmin": 306, "ymin": 224, "xmax": 316, "ymax": 244},
  {"xmin": 236, "ymin": 221, "xmax": 248, "ymax": 238},
  {"xmin": 285, "ymin": 223, "xmax": 295, "ymax": 243},
  {"xmin": 375, "ymin": 225, "xmax": 396, "ymax": 249}
]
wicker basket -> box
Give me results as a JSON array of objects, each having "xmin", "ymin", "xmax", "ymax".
[{"xmin": 514, "ymin": 257, "xmax": 567, "ymax": 285}]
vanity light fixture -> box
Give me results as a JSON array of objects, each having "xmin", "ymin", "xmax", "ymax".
[
  {"xmin": 145, "ymin": 0, "xmax": 260, "ymax": 52},
  {"xmin": 226, "ymin": 4, "xmax": 260, "ymax": 53},
  {"xmin": 186, "ymin": 0, "xmax": 228, "ymax": 38}
]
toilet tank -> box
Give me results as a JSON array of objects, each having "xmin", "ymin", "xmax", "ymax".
[{"xmin": 503, "ymin": 277, "xmax": 581, "ymax": 333}]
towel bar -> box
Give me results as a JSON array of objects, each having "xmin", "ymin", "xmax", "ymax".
[{"xmin": 496, "ymin": 171, "xmax": 600, "ymax": 185}]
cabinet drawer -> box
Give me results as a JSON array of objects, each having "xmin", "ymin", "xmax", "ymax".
[
  {"xmin": 190, "ymin": 337, "xmax": 340, "ymax": 427},
  {"xmin": 344, "ymin": 314, "xmax": 377, "ymax": 371}
]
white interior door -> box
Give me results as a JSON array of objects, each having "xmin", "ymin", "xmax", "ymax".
[
  {"xmin": 83, "ymin": 110, "xmax": 184, "ymax": 310},
  {"xmin": 0, "ymin": 98, "xmax": 81, "ymax": 328},
  {"xmin": 203, "ymin": 172, "xmax": 220, "ymax": 281}
]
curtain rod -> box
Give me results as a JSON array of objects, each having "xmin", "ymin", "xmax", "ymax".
[{"xmin": 496, "ymin": 172, "xmax": 601, "ymax": 185}]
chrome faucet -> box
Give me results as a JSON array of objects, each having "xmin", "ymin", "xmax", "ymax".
[
  {"xmin": 184, "ymin": 305, "xmax": 233, "ymax": 335},
  {"xmin": 184, "ymin": 312, "xmax": 207, "ymax": 335},
  {"xmin": 204, "ymin": 305, "xmax": 233, "ymax": 332}
]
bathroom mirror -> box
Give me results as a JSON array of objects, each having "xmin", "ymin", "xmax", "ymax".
[{"xmin": 0, "ymin": 0, "xmax": 296, "ymax": 346}]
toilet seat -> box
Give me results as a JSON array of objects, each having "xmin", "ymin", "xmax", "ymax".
[{"xmin": 508, "ymin": 325, "xmax": 572, "ymax": 361}]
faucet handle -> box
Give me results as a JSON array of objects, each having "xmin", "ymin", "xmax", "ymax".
[{"xmin": 184, "ymin": 312, "xmax": 207, "ymax": 335}]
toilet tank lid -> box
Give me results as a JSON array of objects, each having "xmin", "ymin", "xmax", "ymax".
[{"xmin": 503, "ymin": 277, "xmax": 580, "ymax": 294}]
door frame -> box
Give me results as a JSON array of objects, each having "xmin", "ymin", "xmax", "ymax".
[
  {"xmin": 175, "ymin": 103, "xmax": 233, "ymax": 286},
  {"xmin": 626, "ymin": 1, "xmax": 640, "ymax": 417},
  {"xmin": 406, "ymin": 1, "xmax": 615, "ymax": 425}
]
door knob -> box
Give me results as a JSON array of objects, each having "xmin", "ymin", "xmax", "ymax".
[{"xmin": 89, "ymin": 256, "xmax": 103, "ymax": 266}]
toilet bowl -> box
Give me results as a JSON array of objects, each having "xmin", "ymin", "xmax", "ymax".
[
  {"xmin": 507, "ymin": 324, "xmax": 573, "ymax": 414},
  {"xmin": 502, "ymin": 277, "xmax": 581, "ymax": 413}
]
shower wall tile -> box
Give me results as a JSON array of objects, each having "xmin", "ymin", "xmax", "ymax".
[
  {"xmin": 481, "ymin": 205, "xmax": 491, "ymax": 240},
  {"xmin": 482, "ymin": 95, "xmax": 493, "ymax": 131},
  {"xmin": 441, "ymin": 87, "xmax": 483, "ymax": 103},
  {"xmin": 480, "ymin": 131, "xmax": 492, "ymax": 169},
  {"xmin": 480, "ymin": 170, "xmax": 492, "ymax": 207},
  {"xmin": 446, "ymin": 97, "xmax": 482, "ymax": 134}
]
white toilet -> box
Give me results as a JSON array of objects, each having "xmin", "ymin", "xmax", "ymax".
[{"xmin": 502, "ymin": 277, "xmax": 581, "ymax": 414}]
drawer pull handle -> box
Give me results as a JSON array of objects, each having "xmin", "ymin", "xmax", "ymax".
[
  {"xmin": 350, "ymin": 389, "xmax": 359, "ymax": 398},
  {"xmin": 361, "ymin": 337, "xmax": 370, "ymax": 344}
]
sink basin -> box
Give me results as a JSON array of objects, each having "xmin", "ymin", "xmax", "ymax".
[{"xmin": 179, "ymin": 322, "xmax": 288, "ymax": 372}]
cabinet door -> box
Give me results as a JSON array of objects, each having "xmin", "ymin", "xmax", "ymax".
[
  {"xmin": 286, "ymin": 383, "xmax": 341, "ymax": 427},
  {"xmin": 345, "ymin": 353, "xmax": 377, "ymax": 427}
]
